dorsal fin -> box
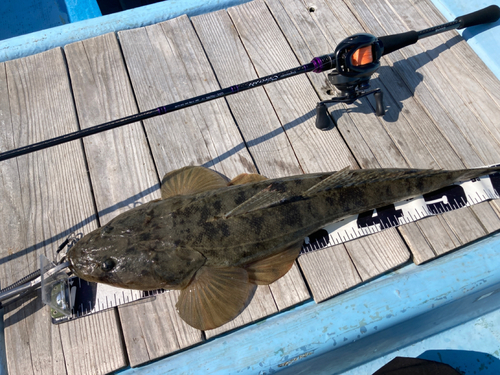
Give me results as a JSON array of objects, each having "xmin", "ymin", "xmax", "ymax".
[
  {"xmin": 223, "ymin": 184, "xmax": 286, "ymax": 219},
  {"xmin": 161, "ymin": 166, "xmax": 228, "ymax": 199},
  {"xmin": 228, "ymin": 173, "xmax": 268, "ymax": 186},
  {"xmin": 303, "ymin": 167, "xmax": 351, "ymax": 197}
]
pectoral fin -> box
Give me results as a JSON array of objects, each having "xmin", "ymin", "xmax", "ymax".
[
  {"xmin": 161, "ymin": 166, "xmax": 229, "ymax": 199},
  {"xmin": 228, "ymin": 173, "xmax": 268, "ymax": 185},
  {"xmin": 176, "ymin": 266, "xmax": 255, "ymax": 331},
  {"xmin": 245, "ymin": 240, "xmax": 303, "ymax": 285}
]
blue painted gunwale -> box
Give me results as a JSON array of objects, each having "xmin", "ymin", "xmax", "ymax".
[
  {"xmin": 0, "ymin": 0, "xmax": 252, "ymax": 63},
  {"xmin": 0, "ymin": 0, "xmax": 101, "ymax": 41}
]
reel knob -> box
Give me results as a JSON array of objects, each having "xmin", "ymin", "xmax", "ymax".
[
  {"xmin": 315, "ymin": 103, "xmax": 335, "ymax": 130},
  {"xmin": 374, "ymin": 91, "xmax": 385, "ymax": 116}
]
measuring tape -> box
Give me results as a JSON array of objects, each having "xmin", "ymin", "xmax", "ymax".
[
  {"xmin": 51, "ymin": 277, "xmax": 166, "ymax": 323},
  {"xmin": 301, "ymin": 172, "xmax": 500, "ymax": 253},
  {"xmin": 51, "ymin": 171, "xmax": 500, "ymax": 324}
]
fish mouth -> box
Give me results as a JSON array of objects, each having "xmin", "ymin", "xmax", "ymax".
[
  {"xmin": 67, "ymin": 248, "xmax": 109, "ymax": 283},
  {"xmin": 67, "ymin": 250, "xmax": 86, "ymax": 278},
  {"xmin": 67, "ymin": 257, "xmax": 99, "ymax": 282}
]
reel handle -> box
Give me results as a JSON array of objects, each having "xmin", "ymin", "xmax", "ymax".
[{"xmin": 374, "ymin": 91, "xmax": 385, "ymax": 117}]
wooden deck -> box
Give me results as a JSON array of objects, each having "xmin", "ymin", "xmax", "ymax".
[{"xmin": 1, "ymin": 0, "xmax": 500, "ymax": 373}]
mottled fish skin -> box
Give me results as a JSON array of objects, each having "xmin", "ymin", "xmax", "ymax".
[{"xmin": 66, "ymin": 165, "xmax": 500, "ymax": 329}]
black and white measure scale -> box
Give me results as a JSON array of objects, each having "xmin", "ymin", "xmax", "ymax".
[{"xmin": 0, "ymin": 5, "xmax": 499, "ymax": 323}]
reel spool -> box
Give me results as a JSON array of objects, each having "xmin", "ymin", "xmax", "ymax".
[{"xmin": 315, "ymin": 33, "xmax": 385, "ymax": 130}]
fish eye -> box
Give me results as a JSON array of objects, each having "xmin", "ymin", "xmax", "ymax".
[{"xmin": 101, "ymin": 258, "xmax": 116, "ymax": 272}]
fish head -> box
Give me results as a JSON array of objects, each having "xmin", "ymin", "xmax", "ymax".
[{"xmin": 67, "ymin": 224, "xmax": 206, "ymax": 291}]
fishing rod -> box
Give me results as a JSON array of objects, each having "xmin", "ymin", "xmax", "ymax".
[{"xmin": 0, "ymin": 5, "xmax": 499, "ymax": 162}]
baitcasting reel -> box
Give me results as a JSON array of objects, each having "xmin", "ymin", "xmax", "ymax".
[{"xmin": 315, "ymin": 33, "xmax": 385, "ymax": 130}]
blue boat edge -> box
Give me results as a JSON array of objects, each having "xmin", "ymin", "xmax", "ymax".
[{"xmin": 0, "ymin": 0, "xmax": 253, "ymax": 63}]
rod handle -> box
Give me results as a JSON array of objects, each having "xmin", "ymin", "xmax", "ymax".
[
  {"xmin": 456, "ymin": 5, "xmax": 500, "ymax": 29},
  {"xmin": 379, "ymin": 31, "xmax": 419, "ymax": 56}
]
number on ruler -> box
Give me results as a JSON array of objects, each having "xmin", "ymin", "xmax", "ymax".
[{"xmin": 356, "ymin": 204, "xmax": 403, "ymax": 229}]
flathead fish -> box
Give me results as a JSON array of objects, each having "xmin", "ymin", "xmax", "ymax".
[{"xmin": 67, "ymin": 165, "xmax": 500, "ymax": 330}]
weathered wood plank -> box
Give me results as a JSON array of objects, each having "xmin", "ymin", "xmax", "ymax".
[
  {"xmin": 228, "ymin": 0, "xmax": 410, "ymax": 302},
  {"xmin": 0, "ymin": 48, "xmax": 125, "ymax": 375},
  {"xmin": 339, "ymin": 0, "xmax": 500, "ymax": 260},
  {"xmin": 58, "ymin": 310, "xmax": 126, "ymax": 375},
  {"xmin": 345, "ymin": 230, "xmax": 410, "ymax": 281},
  {"xmin": 0, "ymin": 62, "xmax": 55, "ymax": 375},
  {"xmin": 227, "ymin": 4, "xmax": 357, "ymax": 172},
  {"xmin": 398, "ymin": 222, "xmax": 436, "ymax": 264},
  {"xmin": 346, "ymin": 0, "xmax": 498, "ymax": 166},
  {"xmin": 366, "ymin": 0, "xmax": 500, "ymax": 163},
  {"xmin": 410, "ymin": 0, "xmax": 500, "ymax": 119},
  {"xmin": 267, "ymin": 0, "xmax": 430, "ymax": 169},
  {"xmin": 190, "ymin": 10, "xmax": 304, "ymax": 177},
  {"xmin": 298, "ymin": 245, "xmax": 361, "ymax": 302},
  {"xmin": 118, "ymin": 15, "xmax": 278, "ymax": 344},
  {"xmin": 119, "ymin": 18, "xmax": 256, "ymax": 178},
  {"xmin": 117, "ymin": 290, "xmax": 202, "ymax": 364},
  {"xmin": 65, "ymin": 33, "xmax": 159, "ymax": 222},
  {"xmin": 470, "ymin": 202, "xmax": 500, "ymax": 234},
  {"xmin": 64, "ymin": 32, "xmax": 204, "ymax": 368},
  {"xmin": 191, "ymin": 9, "xmax": 310, "ymax": 312},
  {"xmin": 392, "ymin": 0, "xmax": 500, "ymax": 141}
]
